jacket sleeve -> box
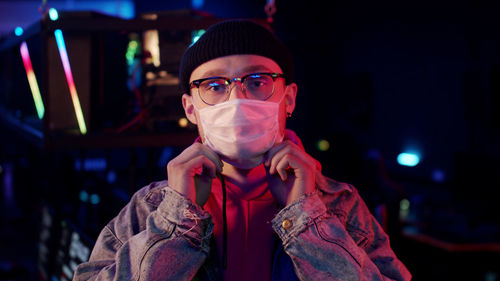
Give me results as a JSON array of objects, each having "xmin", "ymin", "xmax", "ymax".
[
  {"xmin": 271, "ymin": 183, "xmax": 411, "ymax": 281},
  {"xmin": 73, "ymin": 185, "xmax": 213, "ymax": 281}
]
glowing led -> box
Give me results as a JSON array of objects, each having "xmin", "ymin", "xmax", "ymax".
[
  {"xmin": 20, "ymin": 42, "xmax": 45, "ymax": 119},
  {"xmin": 14, "ymin": 26, "xmax": 23, "ymax": 36},
  {"xmin": 400, "ymin": 199, "xmax": 410, "ymax": 211},
  {"xmin": 90, "ymin": 194, "xmax": 100, "ymax": 205},
  {"xmin": 399, "ymin": 198, "xmax": 411, "ymax": 220},
  {"xmin": 125, "ymin": 39, "xmax": 138, "ymax": 65},
  {"xmin": 79, "ymin": 190, "xmax": 89, "ymax": 202},
  {"xmin": 191, "ymin": 0, "xmax": 204, "ymax": 9},
  {"xmin": 54, "ymin": 29, "xmax": 87, "ymax": 134},
  {"xmin": 397, "ymin": 152, "xmax": 420, "ymax": 167},
  {"xmin": 178, "ymin": 117, "xmax": 189, "ymax": 128},
  {"xmin": 83, "ymin": 158, "xmax": 107, "ymax": 171},
  {"xmin": 48, "ymin": 8, "xmax": 59, "ymax": 21},
  {"xmin": 107, "ymin": 170, "xmax": 117, "ymax": 184},
  {"xmin": 431, "ymin": 169, "xmax": 445, "ymax": 183},
  {"xmin": 316, "ymin": 139, "xmax": 330, "ymax": 151}
]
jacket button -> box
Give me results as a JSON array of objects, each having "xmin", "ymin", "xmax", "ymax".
[{"xmin": 282, "ymin": 219, "xmax": 292, "ymax": 230}]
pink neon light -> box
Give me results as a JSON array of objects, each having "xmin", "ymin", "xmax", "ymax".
[
  {"xmin": 20, "ymin": 42, "xmax": 33, "ymax": 71},
  {"xmin": 20, "ymin": 41, "xmax": 45, "ymax": 119},
  {"xmin": 54, "ymin": 29, "xmax": 87, "ymax": 134}
]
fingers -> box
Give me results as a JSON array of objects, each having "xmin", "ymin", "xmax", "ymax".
[
  {"xmin": 264, "ymin": 141, "xmax": 287, "ymax": 170},
  {"xmin": 166, "ymin": 142, "xmax": 223, "ymax": 205},
  {"xmin": 274, "ymin": 154, "xmax": 300, "ymax": 181},
  {"xmin": 186, "ymin": 154, "xmax": 219, "ymax": 178},
  {"xmin": 264, "ymin": 140, "xmax": 316, "ymax": 179},
  {"xmin": 176, "ymin": 142, "xmax": 223, "ymax": 174},
  {"xmin": 264, "ymin": 140, "xmax": 318, "ymax": 206}
]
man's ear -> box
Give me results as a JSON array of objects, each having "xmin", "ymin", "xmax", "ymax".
[
  {"xmin": 182, "ymin": 93, "xmax": 198, "ymax": 125},
  {"xmin": 284, "ymin": 83, "xmax": 297, "ymax": 115}
]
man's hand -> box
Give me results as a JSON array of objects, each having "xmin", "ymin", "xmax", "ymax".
[
  {"xmin": 264, "ymin": 140, "xmax": 317, "ymax": 206},
  {"xmin": 166, "ymin": 142, "xmax": 223, "ymax": 207}
]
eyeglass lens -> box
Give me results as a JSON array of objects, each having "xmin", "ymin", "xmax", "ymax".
[{"xmin": 199, "ymin": 74, "xmax": 275, "ymax": 104}]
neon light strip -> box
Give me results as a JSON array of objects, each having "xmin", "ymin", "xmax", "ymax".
[
  {"xmin": 20, "ymin": 42, "xmax": 45, "ymax": 119},
  {"xmin": 54, "ymin": 29, "xmax": 87, "ymax": 134}
]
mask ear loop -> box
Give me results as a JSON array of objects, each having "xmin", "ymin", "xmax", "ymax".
[{"xmin": 216, "ymin": 172, "xmax": 228, "ymax": 270}]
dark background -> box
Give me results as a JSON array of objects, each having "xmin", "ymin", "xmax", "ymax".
[{"xmin": 1, "ymin": 0, "xmax": 500, "ymax": 280}]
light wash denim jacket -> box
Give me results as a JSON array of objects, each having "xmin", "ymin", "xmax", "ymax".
[{"xmin": 73, "ymin": 175, "xmax": 411, "ymax": 281}]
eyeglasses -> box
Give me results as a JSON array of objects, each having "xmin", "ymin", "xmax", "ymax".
[{"xmin": 190, "ymin": 72, "xmax": 284, "ymax": 105}]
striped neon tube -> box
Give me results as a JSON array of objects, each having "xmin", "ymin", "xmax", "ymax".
[
  {"xmin": 20, "ymin": 42, "xmax": 45, "ymax": 119},
  {"xmin": 54, "ymin": 29, "xmax": 87, "ymax": 134}
]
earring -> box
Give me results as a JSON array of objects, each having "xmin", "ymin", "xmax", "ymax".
[{"xmin": 286, "ymin": 112, "xmax": 292, "ymax": 118}]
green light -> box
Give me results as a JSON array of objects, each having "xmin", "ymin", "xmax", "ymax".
[
  {"xmin": 316, "ymin": 139, "xmax": 330, "ymax": 151},
  {"xmin": 126, "ymin": 39, "xmax": 139, "ymax": 65},
  {"xmin": 400, "ymin": 199, "xmax": 410, "ymax": 211}
]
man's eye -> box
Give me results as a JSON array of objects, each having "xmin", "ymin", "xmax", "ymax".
[
  {"xmin": 202, "ymin": 81, "xmax": 226, "ymax": 93},
  {"xmin": 208, "ymin": 83, "xmax": 222, "ymax": 91},
  {"xmin": 246, "ymin": 77, "xmax": 268, "ymax": 89}
]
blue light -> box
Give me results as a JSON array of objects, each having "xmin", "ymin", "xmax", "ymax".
[
  {"xmin": 49, "ymin": 8, "xmax": 59, "ymax": 21},
  {"xmin": 14, "ymin": 26, "xmax": 23, "ymax": 36},
  {"xmin": 66, "ymin": 1, "xmax": 135, "ymax": 19},
  {"xmin": 74, "ymin": 158, "xmax": 107, "ymax": 171},
  {"xmin": 191, "ymin": 0, "xmax": 204, "ymax": 9},
  {"xmin": 431, "ymin": 169, "xmax": 446, "ymax": 183},
  {"xmin": 106, "ymin": 170, "xmax": 117, "ymax": 184},
  {"xmin": 397, "ymin": 152, "xmax": 420, "ymax": 167}
]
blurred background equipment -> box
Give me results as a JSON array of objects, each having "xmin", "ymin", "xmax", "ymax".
[{"xmin": 0, "ymin": 9, "xmax": 228, "ymax": 141}]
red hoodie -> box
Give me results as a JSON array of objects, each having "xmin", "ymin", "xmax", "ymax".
[
  {"xmin": 202, "ymin": 130, "xmax": 307, "ymax": 281},
  {"xmin": 204, "ymin": 167, "xmax": 278, "ymax": 281}
]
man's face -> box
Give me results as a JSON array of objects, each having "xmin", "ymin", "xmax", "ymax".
[{"xmin": 182, "ymin": 54, "xmax": 297, "ymax": 142}]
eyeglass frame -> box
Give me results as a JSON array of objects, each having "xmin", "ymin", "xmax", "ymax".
[{"xmin": 189, "ymin": 72, "xmax": 285, "ymax": 105}]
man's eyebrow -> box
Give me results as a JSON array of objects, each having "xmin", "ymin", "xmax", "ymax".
[
  {"xmin": 198, "ymin": 65, "xmax": 276, "ymax": 79},
  {"xmin": 199, "ymin": 69, "xmax": 227, "ymax": 78}
]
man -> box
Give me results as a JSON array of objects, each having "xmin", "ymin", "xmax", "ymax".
[{"xmin": 73, "ymin": 19, "xmax": 411, "ymax": 281}]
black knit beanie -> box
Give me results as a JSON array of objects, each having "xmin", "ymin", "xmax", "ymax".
[{"xmin": 179, "ymin": 19, "xmax": 294, "ymax": 93}]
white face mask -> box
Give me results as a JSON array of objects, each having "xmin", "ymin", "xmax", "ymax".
[{"xmin": 194, "ymin": 97, "xmax": 284, "ymax": 169}]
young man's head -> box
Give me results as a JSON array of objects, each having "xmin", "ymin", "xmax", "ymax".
[{"xmin": 179, "ymin": 19, "xmax": 298, "ymax": 168}]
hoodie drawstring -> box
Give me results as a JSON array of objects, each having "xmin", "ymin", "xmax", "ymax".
[{"xmin": 217, "ymin": 172, "xmax": 228, "ymax": 270}]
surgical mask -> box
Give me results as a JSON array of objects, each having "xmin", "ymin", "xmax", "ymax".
[{"xmin": 195, "ymin": 97, "xmax": 284, "ymax": 169}]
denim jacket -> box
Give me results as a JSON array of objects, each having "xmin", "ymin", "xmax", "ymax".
[{"xmin": 73, "ymin": 175, "xmax": 411, "ymax": 281}]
